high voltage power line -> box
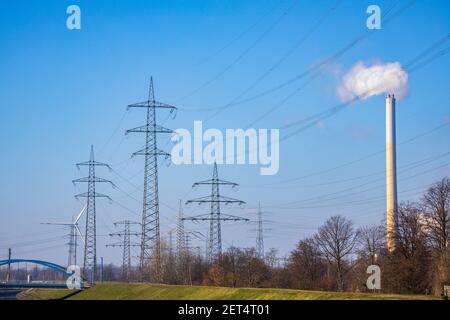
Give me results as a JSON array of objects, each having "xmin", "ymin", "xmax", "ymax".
[
  {"xmin": 194, "ymin": 1, "xmax": 282, "ymax": 66},
  {"xmin": 188, "ymin": 0, "xmax": 344, "ymax": 117},
  {"xmin": 163, "ymin": 33, "xmax": 448, "ymax": 181},
  {"xmin": 260, "ymin": 158, "xmax": 450, "ymax": 210},
  {"xmin": 279, "ymin": 32, "xmax": 450, "ymax": 141},
  {"xmin": 258, "ymin": 121, "xmax": 450, "ymax": 187},
  {"xmin": 251, "ymin": 140, "xmax": 450, "ymax": 190},
  {"xmin": 105, "ymin": 135, "xmax": 449, "ymax": 249},
  {"xmin": 0, "ymin": 235, "xmax": 67, "ymax": 249},
  {"xmin": 207, "ymin": 33, "xmax": 450, "ymax": 166},
  {"xmin": 181, "ymin": 0, "xmax": 411, "ymax": 117},
  {"xmin": 0, "ymin": 226, "xmax": 68, "ymax": 242},
  {"xmin": 177, "ymin": 0, "xmax": 301, "ymax": 102}
]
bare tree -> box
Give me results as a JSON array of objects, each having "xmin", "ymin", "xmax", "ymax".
[
  {"xmin": 395, "ymin": 202, "xmax": 428, "ymax": 259},
  {"xmin": 314, "ymin": 215, "xmax": 359, "ymax": 291},
  {"xmin": 382, "ymin": 202, "xmax": 431, "ymax": 294},
  {"xmin": 201, "ymin": 247, "xmax": 269, "ymax": 287},
  {"xmin": 265, "ymin": 248, "xmax": 278, "ymax": 271},
  {"xmin": 287, "ymin": 237, "xmax": 327, "ymax": 290},
  {"xmin": 423, "ymin": 177, "xmax": 450, "ymax": 252},
  {"xmin": 237, "ymin": 248, "xmax": 269, "ymax": 287},
  {"xmin": 357, "ymin": 225, "xmax": 385, "ymax": 265},
  {"xmin": 422, "ymin": 177, "xmax": 450, "ymax": 294}
]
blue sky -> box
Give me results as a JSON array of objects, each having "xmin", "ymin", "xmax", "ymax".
[{"xmin": 0, "ymin": 0, "xmax": 449, "ymax": 266}]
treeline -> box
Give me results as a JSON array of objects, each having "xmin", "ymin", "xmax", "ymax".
[
  {"xmin": 104, "ymin": 177, "xmax": 449, "ymax": 296},
  {"xmin": 12, "ymin": 177, "xmax": 446, "ymax": 296}
]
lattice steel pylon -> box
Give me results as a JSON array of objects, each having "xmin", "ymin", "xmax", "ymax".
[
  {"xmin": 73, "ymin": 145, "xmax": 114, "ymax": 284},
  {"xmin": 107, "ymin": 220, "xmax": 140, "ymax": 281},
  {"xmin": 176, "ymin": 200, "xmax": 186, "ymax": 257},
  {"xmin": 256, "ymin": 202, "xmax": 265, "ymax": 260},
  {"xmin": 126, "ymin": 77, "xmax": 177, "ymax": 281},
  {"xmin": 184, "ymin": 163, "xmax": 248, "ymax": 263}
]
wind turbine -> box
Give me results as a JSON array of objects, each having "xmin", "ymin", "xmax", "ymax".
[{"xmin": 41, "ymin": 205, "xmax": 86, "ymax": 266}]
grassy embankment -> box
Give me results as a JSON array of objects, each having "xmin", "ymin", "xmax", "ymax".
[{"xmin": 19, "ymin": 283, "xmax": 440, "ymax": 300}]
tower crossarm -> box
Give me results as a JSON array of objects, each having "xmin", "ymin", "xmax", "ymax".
[
  {"xmin": 106, "ymin": 243, "xmax": 140, "ymax": 247},
  {"xmin": 192, "ymin": 179, "xmax": 239, "ymax": 187},
  {"xmin": 186, "ymin": 230, "xmax": 205, "ymax": 239},
  {"xmin": 219, "ymin": 214, "xmax": 249, "ymax": 221},
  {"xmin": 72, "ymin": 177, "xmax": 116, "ymax": 186},
  {"xmin": 113, "ymin": 220, "xmax": 141, "ymax": 226},
  {"xmin": 127, "ymin": 100, "xmax": 177, "ymax": 111},
  {"xmin": 109, "ymin": 232, "xmax": 141, "ymax": 237},
  {"xmin": 75, "ymin": 192, "xmax": 112, "ymax": 200},
  {"xmin": 186, "ymin": 195, "xmax": 245, "ymax": 205},
  {"xmin": 126, "ymin": 124, "xmax": 174, "ymax": 135},
  {"xmin": 106, "ymin": 243, "xmax": 123, "ymax": 247},
  {"xmin": 183, "ymin": 213, "xmax": 248, "ymax": 222},
  {"xmin": 131, "ymin": 148, "xmax": 171, "ymax": 158},
  {"xmin": 76, "ymin": 160, "xmax": 111, "ymax": 170}
]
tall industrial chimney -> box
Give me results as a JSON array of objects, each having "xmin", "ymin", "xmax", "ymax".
[{"xmin": 386, "ymin": 94, "xmax": 397, "ymax": 253}]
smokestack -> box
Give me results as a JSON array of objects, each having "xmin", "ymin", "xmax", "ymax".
[{"xmin": 386, "ymin": 94, "xmax": 397, "ymax": 253}]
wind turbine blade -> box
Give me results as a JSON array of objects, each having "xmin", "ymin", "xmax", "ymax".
[
  {"xmin": 74, "ymin": 205, "xmax": 86, "ymax": 224},
  {"xmin": 41, "ymin": 222, "xmax": 72, "ymax": 226},
  {"xmin": 75, "ymin": 225, "xmax": 85, "ymax": 244}
]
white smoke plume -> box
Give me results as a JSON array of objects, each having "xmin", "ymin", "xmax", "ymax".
[{"xmin": 337, "ymin": 61, "xmax": 409, "ymax": 102}]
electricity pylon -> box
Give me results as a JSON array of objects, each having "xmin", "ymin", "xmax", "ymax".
[
  {"xmin": 41, "ymin": 205, "xmax": 86, "ymax": 266},
  {"xmin": 256, "ymin": 202, "xmax": 265, "ymax": 260},
  {"xmin": 126, "ymin": 77, "xmax": 177, "ymax": 282},
  {"xmin": 168, "ymin": 229, "xmax": 175, "ymax": 257},
  {"xmin": 176, "ymin": 200, "xmax": 186, "ymax": 257},
  {"xmin": 176, "ymin": 201, "xmax": 205, "ymax": 284},
  {"xmin": 73, "ymin": 145, "xmax": 114, "ymax": 284},
  {"xmin": 107, "ymin": 220, "xmax": 140, "ymax": 281},
  {"xmin": 184, "ymin": 163, "xmax": 248, "ymax": 263}
]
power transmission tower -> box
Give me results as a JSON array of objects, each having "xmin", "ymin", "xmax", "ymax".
[
  {"xmin": 176, "ymin": 201, "xmax": 204, "ymax": 284},
  {"xmin": 73, "ymin": 145, "xmax": 114, "ymax": 284},
  {"xmin": 68, "ymin": 222, "xmax": 77, "ymax": 266},
  {"xmin": 126, "ymin": 77, "xmax": 177, "ymax": 281},
  {"xmin": 168, "ymin": 229, "xmax": 175, "ymax": 257},
  {"xmin": 107, "ymin": 220, "xmax": 140, "ymax": 281},
  {"xmin": 41, "ymin": 206, "xmax": 85, "ymax": 267},
  {"xmin": 184, "ymin": 163, "xmax": 248, "ymax": 263},
  {"xmin": 205, "ymin": 232, "xmax": 210, "ymax": 262},
  {"xmin": 256, "ymin": 202, "xmax": 265, "ymax": 260},
  {"xmin": 176, "ymin": 200, "xmax": 186, "ymax": 257}
]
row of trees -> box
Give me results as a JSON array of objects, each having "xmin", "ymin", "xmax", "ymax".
[{"xmin": 83, "ymin": 177, "xmax": 450, "ymax": 296}]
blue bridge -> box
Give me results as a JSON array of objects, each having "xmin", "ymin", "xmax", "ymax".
[{"xmin": 0, "ymin": 259, "xmax": 78, "ymax": 289}]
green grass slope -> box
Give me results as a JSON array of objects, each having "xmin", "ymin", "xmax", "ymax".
[
  {"xmin": 17, "ymin": 288, "xmax": 75, "ymax": 300},
  {"xmin": 22, "ymin": 283, "xmax": 439, "ymax": 300}
]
